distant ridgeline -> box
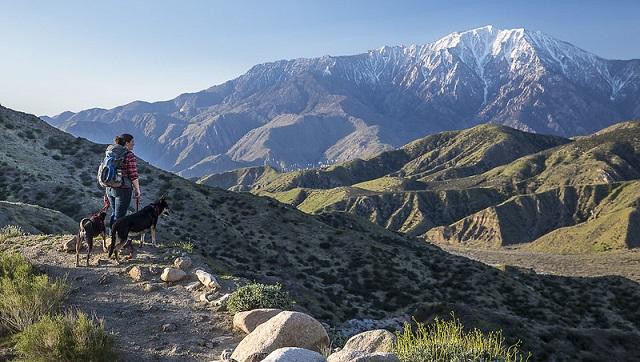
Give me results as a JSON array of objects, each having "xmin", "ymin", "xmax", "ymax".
[
  {"xmin": 41, "ymin": 26, "xmax": 640, "ymax": 178},
  {"xmin": 199, "ymin": 121, "xmax": 640, "ymax": 253}
]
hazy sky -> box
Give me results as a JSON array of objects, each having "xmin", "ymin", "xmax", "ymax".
[{"xmin": 1, "ymin": 0, "xmax": 638, "ymax": 116}]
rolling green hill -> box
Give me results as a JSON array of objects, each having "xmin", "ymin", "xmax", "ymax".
[
  {"xmin": 206, "ymin": 121, "xmax": 640, "ymax": 253},
  {"xmin": 200, "ymin": 124, "xmax": 569, "ymax": 193},
  {"xmin": 430, "ymin": 121, "xmax": 640, "ymax": 193}
]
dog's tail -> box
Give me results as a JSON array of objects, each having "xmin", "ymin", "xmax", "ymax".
[{"xmin": 108, "ymin": 228, "xmax": 116, "ymax": 258}]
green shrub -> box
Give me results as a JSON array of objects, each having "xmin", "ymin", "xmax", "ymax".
[
  {"xmin": 227, "ymin": 283, "xmax": 294, "ymax": 313},
  {"xmin": 395, "ymin": 316, "xmax": 530, "ymax": 362},
  {"xmin": 14, "ymin": 311, "xmax": 117, "ymax": 362},
  {"xmin": 0, "ymin": 225, "xmax": 25, "ymax": 243},
  {"xmin": 0, "ymin": 253, "xmax": 69, "ymax": 333},
  {"xmin": 0, "ymin": 252, "xmax": 33, "ymax": 280}
]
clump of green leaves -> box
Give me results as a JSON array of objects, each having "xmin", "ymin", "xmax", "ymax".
[
  {"xmin": 14, "ymin": 311, "xmax": 117, "ymax": 362},
  {"xmin": 0, "ymin": 252, "xmax": 69, "ymax": 333},
  {"xmin": 0, "ymin": 225, "xmax": 25, "ymax": 243},
  {"xmin": 227, "ymin": 282, "xmax": 294, "ymax": 314},
  {"xmin": 395, "ymin": 315, "xmax": 530, "ymax": 362}
]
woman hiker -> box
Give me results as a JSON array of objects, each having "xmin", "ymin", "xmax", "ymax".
[{"xmin": 105, "ymin": 133, "xmax": 141, "ymax": 230}]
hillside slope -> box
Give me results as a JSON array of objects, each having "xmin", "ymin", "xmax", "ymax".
[
  {"xmin": 0, "ymin": 201, "xmax": 76, "ymax": 235},
  {"xmin": 4, "ymin": 105, "xmax": 640, "ymax": 359}
]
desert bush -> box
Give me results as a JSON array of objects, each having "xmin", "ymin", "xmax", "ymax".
[
  {"xmin": 0, "ymin": 225, "xmax": 25, "ymax": 243},
  {"xmin": 395, "ymin": 315, "xmax": 530, "ymax": 362},
  {"xmin": 227, "ymin": 282, "xmax": 294, "ymax": 313},
  {"xmin": 0, "ymin": 252, "xmax": 69, "ymax": 333},
  {"xmin": 14, "ymin": 311, "xmax": 116, "ymax": 362},
  {"xmin": 0, "ymin": 252, "xmax": 33, "ymax": 280}
]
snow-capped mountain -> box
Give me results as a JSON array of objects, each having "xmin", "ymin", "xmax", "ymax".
[{"xmin": 42, "ymin": 26, "xmax": 640, "ymax": 177}]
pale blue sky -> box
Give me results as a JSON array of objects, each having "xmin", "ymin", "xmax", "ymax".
[{"xmin": 1, "ymin": 0, "xmax": 638, "ymax": 116}]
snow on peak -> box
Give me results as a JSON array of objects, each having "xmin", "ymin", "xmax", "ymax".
[{"xmin": 319, "ymin": 26, "xmax": 621, "ymax": 101}]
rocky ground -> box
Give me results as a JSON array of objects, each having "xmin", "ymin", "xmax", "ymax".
[
  {"xmin": 0, "ymin": 234, "xmax": 245, "ymax": 362},
  {"xmin": 444, "ymin": 245, "xmax": 640, "ymax": 282}
]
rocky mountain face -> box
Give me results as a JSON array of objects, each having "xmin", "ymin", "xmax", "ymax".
[
  {"xmin": 4, "ymin": 105, "xmax": 640, "ymax": 359},
  {"xmin": 207, "ymin": 121, "xmax": 640, "ymax": 252},
  {"xmin": 42, "ymin": 25, "xmax": 640, "ymax": 177}
]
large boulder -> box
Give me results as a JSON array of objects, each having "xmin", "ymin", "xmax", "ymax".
[
  {"xmin": 343, "ymin": 329, "xmax": 396, "ymax": 353},
  {"xmin": 233, "ymin": 308, "xmax": 283, "ymax": 334},
  {"xmin": 160, "ymin": 268, "xmax": 187, "ymax": 282},
  {"xmin": 194, "ymin": 269, "xmax": 221, "ymax": 289},
  {"xmin": 327, "ymin": 350, "xmax": 400, "ymax": 362},
  {"xmin": 231, "ymin": 311, "xmax": 329, "ymax": 362},
  {"xmin": 262, "ymin": 347, "xmax": 326, "ymax": 362}
]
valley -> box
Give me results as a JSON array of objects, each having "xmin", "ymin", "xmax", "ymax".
[{"xmin": 445, "ymin": 246, "xmax": 640, "ymax": 283}]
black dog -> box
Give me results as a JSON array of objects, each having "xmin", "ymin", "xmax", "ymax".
[
  {"xmin": 76, "ymin": 211, "xmax": 108, "ymax": 267},
  {"xmin": 108, "ymin": 197, "xmax": 169, "ymax": 263}
]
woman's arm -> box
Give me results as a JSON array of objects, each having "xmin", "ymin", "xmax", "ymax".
[
  {"xmin": 125, "ymin": 152, "xmax": 141, "ymax": 198},
  {"xmin": 132, "ymin": 179, "xmax": 141, "ymax": 199}
]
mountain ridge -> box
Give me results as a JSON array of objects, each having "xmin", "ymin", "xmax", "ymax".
[{"xmin": 42, "ymin": 25, "xmax": 640, "ymax": 177}]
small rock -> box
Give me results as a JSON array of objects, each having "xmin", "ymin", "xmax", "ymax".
[
  {"xmin": 174, "ymin": 256, "xmax": 192, "ymax": 270},
  {"xmin": 143, "ymin": 283, "xmax": 157, "ymax": 292},
  {"xmin": 195, "ymin": 269, "xmax": 221, "ymax": 289},
  {"xmin": 213, "ymin": 293, "xmax": 231, "ymax": 306},
  {"xmin": 200, "ymin": 292, "xmax": 218, "ymax": 303},
  {"xmin": 62, "ymin": 236, "xmax": 77, "ymax": 252},
  {"xmin": 162, "ymin": 323, "xmax": 177, "ymax": 332},
  {"xmin": 185, "ymin": 281, "xmax": 201, "ymax": 291},
  {"xmin": 161, "ymin": 268, "xmax": 187, "ymax": 282},
  {"xmin": 128, "ymin": 266, "xmax": 149, "ymax": 282}
]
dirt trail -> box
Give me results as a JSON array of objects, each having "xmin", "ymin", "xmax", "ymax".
[{"xmin": 2, "ymin": 235, "xmax": 243, "ymax": 362}]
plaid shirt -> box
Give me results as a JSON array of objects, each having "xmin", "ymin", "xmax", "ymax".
[{"xmin": 122, "ymin": 151, "xmax": 139, "ymax": 182}]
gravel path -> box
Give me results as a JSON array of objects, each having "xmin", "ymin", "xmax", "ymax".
[{"xmin": 2, "ymin": 235, "xmax": 243, "ymax": 362}]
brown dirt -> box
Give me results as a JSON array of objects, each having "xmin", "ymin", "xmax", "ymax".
[{"xmin": 1, "ymin": 235, "xmax": 244, "ymax": 362}]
